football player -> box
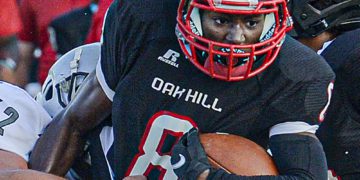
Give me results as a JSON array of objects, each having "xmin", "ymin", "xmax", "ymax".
[
  {"xmin": 0, "ymin": 81, "xmax": 64, "ymax": 180},
  {"xmin": 0, "ymin": 43, "xmax": 100, "ymax": 179},
  {"xmin": 36, "ymin": 42, "xmax": 114, "ymax": 179},
  {"xmin": 288, "ymin": 0, "xmax": 360, "ymax": 179},
  {"xmin": 36, "ymin": 42, "xmax": 112, "ymax": 179},
  {"xmin": 30, "ymin": 0, "xmax": 335, "ymax": 179}
]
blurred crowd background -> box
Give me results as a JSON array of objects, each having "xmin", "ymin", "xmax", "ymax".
[{"xmin": 0, "ymin": 0, "xmax": 113, "ymax": 97}]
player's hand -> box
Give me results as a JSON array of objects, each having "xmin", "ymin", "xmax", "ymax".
[{"xmin": 171, "ymin": 128, "xmax": 211, "ymax": 179}]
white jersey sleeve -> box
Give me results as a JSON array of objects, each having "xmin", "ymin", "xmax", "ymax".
[
  {"xmin": 0, "ymin": 82, "xmax": 52, "ymax": 161},
  {"xmin": 96, "ymin": 57, "xmax": 115, "ymax": 101},
  {"xmin": 95, "ymin": 8, "xmax": 115, "ymax": 102}
]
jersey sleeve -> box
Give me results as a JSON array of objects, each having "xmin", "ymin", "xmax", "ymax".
[
  {"xmin": 261, "ymin": 37, "xmax": 335, "ymax": 135},
  {"xmin": 321, "ymin": 29, "xmax": 360, "ymax": 124},
  {"xmin": 0, "ymin": 83, "xmax": 51, "ymax": 161},
  {"xmin": 0, "ymin": 0, "xmax": 22, "ymax": 37},
  {"xmin": 344, "ymin": 48, "xmax": 360, "ymax": 106},
  {"xmin": 265, "ymin": 78, "xmax": 334, "ymax": 135},
  {"xmin": 96, "ymin": 0, "xmax": 178, "ymax": 101},
  {"xmin": 18, "ymin": 0, "xmax": 37, "ymax": 42}
]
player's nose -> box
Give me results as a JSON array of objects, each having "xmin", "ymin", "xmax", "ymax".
[{"xmin": 226, "ymin": 25, "xmax": 246, "ymax": 45}]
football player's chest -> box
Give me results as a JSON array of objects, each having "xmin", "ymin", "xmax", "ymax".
[{"xmin": 114, "ymin": 43, "xmax": 267, "ymax": 135}]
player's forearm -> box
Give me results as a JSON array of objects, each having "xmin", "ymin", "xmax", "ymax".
[
  {"xmin": 0, "ymin": 169, "xmax": 65, "ymax": 180},
  {"xmin": 202, "ymin": 133, "xmax": 327, "ymax": 180},
  {"xmin": 28, "ymin": 110, "xmax": 85, "ymax": 176},
  {"xmin": 29, "ymin": 72, "xmax": 111, "ymax": 175},
  {"xmin": 0, "ymin": 150, "xmax": 28, "ymax": 170},
  {"xmin": 204, "ymin": 169, "xmax": 315, "ymax": 180}
]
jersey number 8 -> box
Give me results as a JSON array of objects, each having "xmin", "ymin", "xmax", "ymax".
[{"xmin": 126, "ymin": 111, "xmax": 197, "ymax": 179}]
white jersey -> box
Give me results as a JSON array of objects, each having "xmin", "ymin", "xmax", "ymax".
[{"xmin": 0, "ymin": 82, "xmax": 51, "ymax": 161}]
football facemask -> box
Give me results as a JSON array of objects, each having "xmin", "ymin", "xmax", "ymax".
[{"xmin": 176, "ymin": 0, "xmax": 293, "ymax": 81}]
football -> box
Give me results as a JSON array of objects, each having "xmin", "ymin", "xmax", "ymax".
[{"xmin": 199, "ymin": 133, "xmax": 278, "ymax": 176}]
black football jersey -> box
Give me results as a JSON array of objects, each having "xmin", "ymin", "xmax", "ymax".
[
  {"xmin": 97, "ymin": 0, "xmax": 334, "ymax": 179},
  {"xmin": 316, "ymin": 28, "xmax": 360, "ymax": 176}
]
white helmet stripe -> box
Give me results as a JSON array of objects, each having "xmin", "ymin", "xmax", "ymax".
[{"xmin": 214, "ymin": 0, "xmax": 259, "ymax": 10}]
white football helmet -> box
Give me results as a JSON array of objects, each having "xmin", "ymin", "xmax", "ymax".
[{"xmin": 36, "ymin": 43, "xmax": 100, "ymax": 117}]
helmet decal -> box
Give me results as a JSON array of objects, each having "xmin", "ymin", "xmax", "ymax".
[{"xmin": 36, "ymin": 43, "xmax": 100, "ymax": 117}]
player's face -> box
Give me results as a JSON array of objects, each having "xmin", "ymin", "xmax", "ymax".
[
  {"xmin": 202, "ymin": 11, "xmax": 265, "ymax": 46},
  {"xmin": 201, "ymin": 11, "xmax": 265, "ymax": 77}
]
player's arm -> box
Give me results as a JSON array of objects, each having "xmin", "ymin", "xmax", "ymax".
[
  {"xmin": 170, "ymin": 129, "xmax": 327, "ymax": 180},
  {"xmin": 0, "ymin": 169, "xmax": 65, "ymax": 180},
  {"xmin": 29, "ymin": 71, "xmax": 112, "ymax": 176},
  {"xmin": 0, "ymin": 150, "xmax": 62, "ymax": 179},
  {"xmin": 0, "ymin": 150, "xmax": 27, "ymax": 170}
]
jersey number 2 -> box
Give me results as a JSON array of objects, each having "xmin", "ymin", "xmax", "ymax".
[
  {"xmin": 0, "ymin": 107, "xmax": 19, "ymax": 136},
  {"xmin": 126, "ymin": 111, "xmax": 196, "ymax": 179}
]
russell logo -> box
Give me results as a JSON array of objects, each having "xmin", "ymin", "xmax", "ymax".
[{"xmin": 158, "ymin": 49, "xmax": 180, "ymax": 68}]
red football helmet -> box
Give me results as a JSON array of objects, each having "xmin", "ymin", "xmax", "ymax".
[{"xmin": 176, "ymin": 0, "xmax": 293, "ymax": 81}]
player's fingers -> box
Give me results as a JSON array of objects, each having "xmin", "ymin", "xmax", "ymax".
[
  {"xmin": 186, "ymin": 129, "xmax": 208, "ymax": 160},
  {"xmin": 177, "ymin": 127, "xmax": 197, "ymax": 147},
  {"xmin": 186, "ymin": 128, "xmax": 200, "ymax": 146}
]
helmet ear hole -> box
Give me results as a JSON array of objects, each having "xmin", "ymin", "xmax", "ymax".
[{"xmin": 45, "ymin": 86, "xmax": 53, "ymax": 101}]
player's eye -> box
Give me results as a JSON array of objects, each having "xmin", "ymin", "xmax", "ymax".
[
  {"xmin": 214, "ymin": 17, "xmax": 229, "ymax": 25},
  {"xmin": 246, "ymin": 20, "xmax": 259, "ymax": 28}
]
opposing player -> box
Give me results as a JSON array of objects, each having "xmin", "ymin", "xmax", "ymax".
[
  {"xmin": 37, "ymin": 43, "xmax": 100, "ymax": 118},
  {"xmin": 30, "ymin": 0, "xmax": 334, "ymax": 179},
  {"xmin": 0, "ymin": 81, "xmax": 64, "ymax": 179},
  {"xmin": 0, "ymin": 43, "xmax": 100, "ymax": 179},
  {"xmin": 288, "ymin": 0, "xmax": 360, "ymax": 179},
  {"xmin": 36, "ymin": 42, "xmax": 114, "ymax": 179},
  {"xmin": 36, "ymin": 43, "xmax": 109, "ymax": 179}
]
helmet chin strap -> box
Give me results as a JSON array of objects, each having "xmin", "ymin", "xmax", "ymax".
[{"xmin": 69, "ymin": 48, "xmax": 83, "ymax": 101}]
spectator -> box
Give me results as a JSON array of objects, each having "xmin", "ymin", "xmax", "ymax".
[
  {"xmin": 48, "ymin": 1, "xmax": 99, "ymax": 56},
  {"xmin": 0, "ymin": 80, "xmax": 65, "ymax": 180},
  {"xmin": 0, "ymin": 0, "xmax": 22, "ymax": 84},
  {"xmin": 85, "ymin": 0, "xmax": 113, "ymax": 43},
  {"xmin": 16, "ymin": 0, "xmax": 90, "ymax": 88}
]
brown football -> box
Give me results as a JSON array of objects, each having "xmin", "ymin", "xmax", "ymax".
[{"xmin": 199, "ymin": 133, "xmax": 278, "ymax": 176}]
